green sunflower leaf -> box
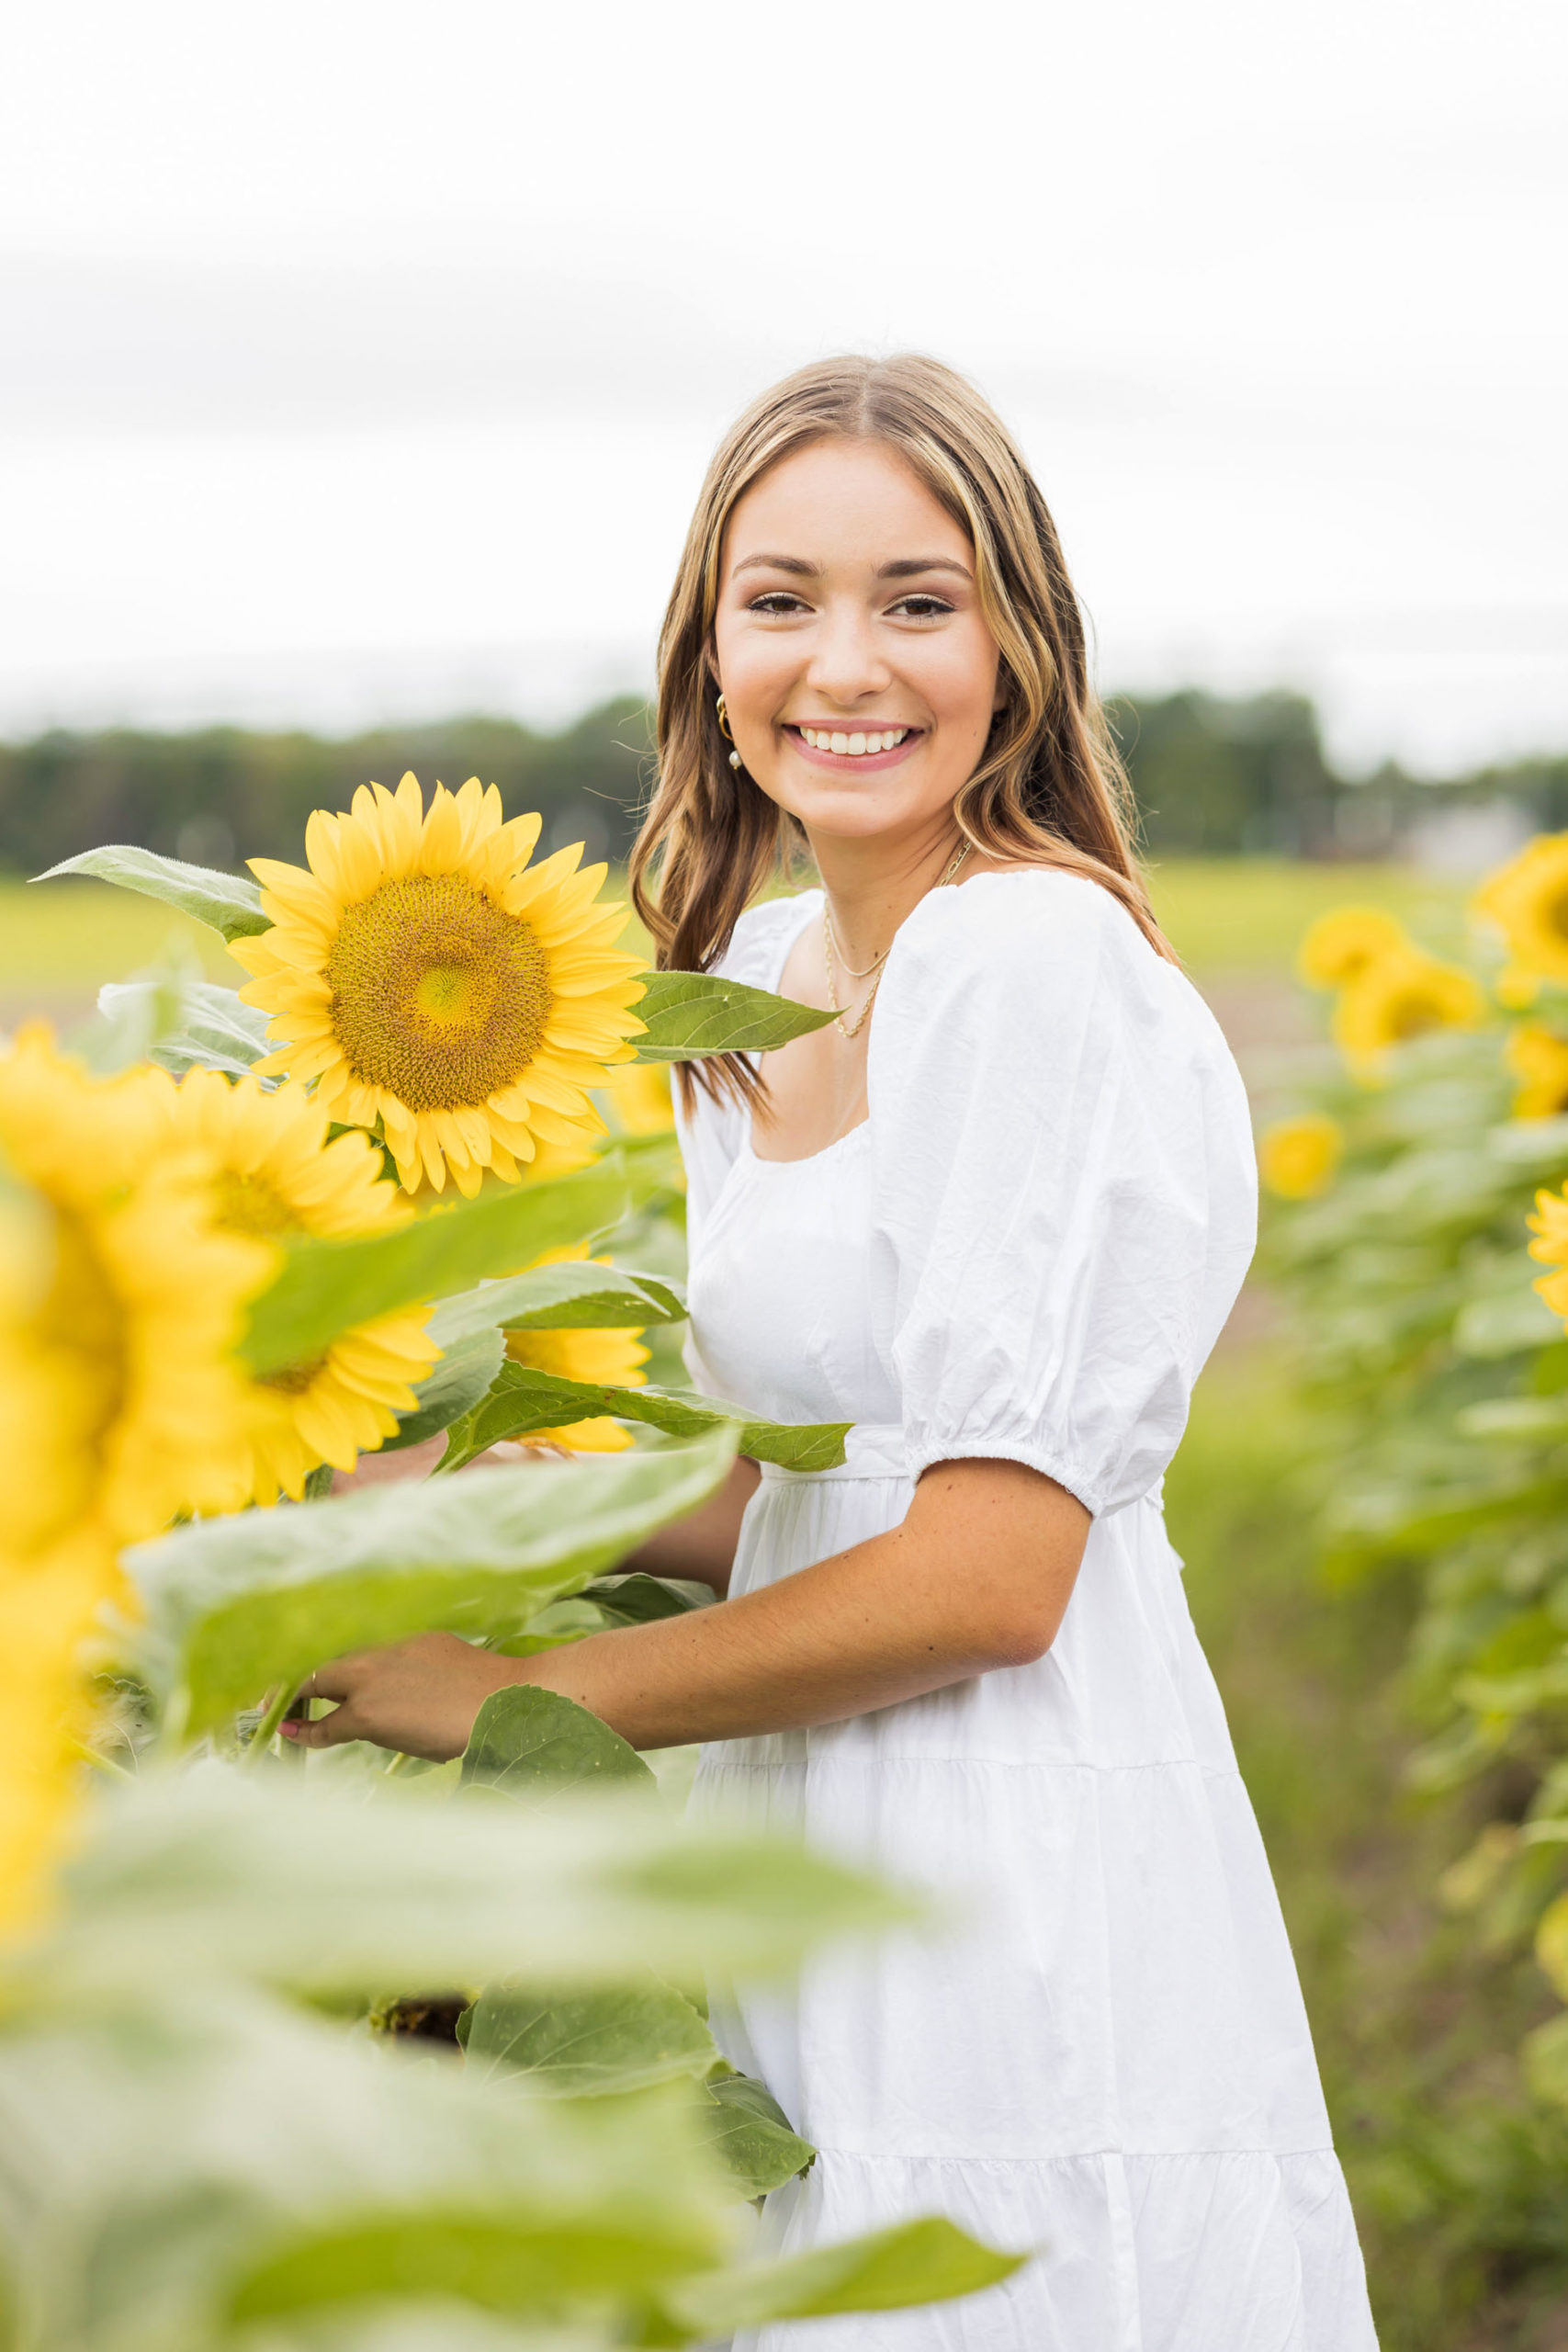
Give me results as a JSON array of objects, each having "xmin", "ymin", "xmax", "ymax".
[
  {"xmin": 433, "ymin": 1261, "xmax": 687, "ymax": 1346},
  {"xmin": 693, "ymin": 2072, "xmax": 817, "ymax": 2199},
  {"xmin": 95, "ymin": 974, "xmax": 273, "ymax": 1080},
  {"xmin": 437, "ymin": 1369, "xmax": 850, "ymax": 1476},
  {"xmin": 460, "ymin": 1685, "xmax": 656, "ymax": 1803},
  {"xmin": 631, "ymin": 970, "xmax": 834, "ymax": 1062},
  {"xmin": 465, "ymin": 1978, "xmax": 716, "ymax": 2098},
  {"xmin": 660, "ymin": 2218, "xmax": 1030, "ymax": 2337},
  {"xmin": 123, "ymin": 1430, "xmax": 739, "ymax": 1738},
  {"xmin": 241, "ymin": 1165, "xmax": 640, "ymax": 1377},
  {"xmin": 382, "ymin": 1322, "xmax": 508, "ymax": 1453},
  {"xmin": 32, "ymin": 843, "xmax": 271, "ymax": 941}
]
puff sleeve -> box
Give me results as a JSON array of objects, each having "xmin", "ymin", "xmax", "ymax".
[{"xmin": 866, "ymin": 870, "xmax": 1256, "ymax": 1515}]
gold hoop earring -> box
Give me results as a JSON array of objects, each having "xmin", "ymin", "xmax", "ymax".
[{"xmin": 715, "ymin": 694, "xmax": 742, "ymax": 772}]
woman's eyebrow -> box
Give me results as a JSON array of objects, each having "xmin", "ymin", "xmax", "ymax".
[
  {"xmin": 732, "ymin": 552, "xmax": 817, "ymax": 578},
  {"xmin": 877, "ymin": 557, "xmax": 973, "ymax": 582}
]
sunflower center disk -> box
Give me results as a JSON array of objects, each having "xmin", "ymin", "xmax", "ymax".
[{"xmin": 325, "ymin": 876, "xmax": 553, "ymax": 1111}]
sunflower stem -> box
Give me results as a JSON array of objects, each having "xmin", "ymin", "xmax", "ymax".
[
  {"xmin": 244, "ymin": 1681, "xmax": 299, "ymax": 1764},
  {"xmin": 70, "ymin": 1737, "xmax": 133, "ymax": 1782}
]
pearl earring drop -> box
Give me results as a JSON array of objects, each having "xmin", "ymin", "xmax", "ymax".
[{"xmin": 728, "ymin": 749, "xmax": 741, "ymax": 770}]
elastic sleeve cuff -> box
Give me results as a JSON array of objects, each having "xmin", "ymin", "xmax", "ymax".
[{"xmin": 903, "ymin": 1436, "xmax": 1108, "ymax": 1520}]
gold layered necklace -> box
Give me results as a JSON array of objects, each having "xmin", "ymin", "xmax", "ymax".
[{"xmin": 823, "ymin": 840, "xmax": 974, "ymax": 1041}]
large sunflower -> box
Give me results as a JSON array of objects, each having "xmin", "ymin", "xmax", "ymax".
[
  {"xmin": 0, "ymin": 1029, "xmax": 267, "ymax": 1554},
  {"xmin": 1332, "ymin": 947, "xmax": 1488, "ymax": 1080},
  {"xmin": 230, "ymin": 774, "xmax": 648, "ymax": 1196},
  {"xmin": 504, "ymin": 1247, "xmax": 649, "ymax": 1453},
  {"xmin": 1474, "ymin": 834, "xmax": 1568, "ymax": 997},
  {"xmin": 161, "ymin": 1070, "xmax": 442, "ymax": 1505}
]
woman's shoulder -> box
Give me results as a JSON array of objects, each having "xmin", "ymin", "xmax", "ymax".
[
  {"xmin": 896, "ymin": 864, "xmax": 1154, "ymax": 982},
  {"xmin": 711, "ymin": 890, "xmax": 822, "ymax": 989},
  {"xmin": 887, "ymin": 865, "xmax": 1231, "ymax": 1064}
]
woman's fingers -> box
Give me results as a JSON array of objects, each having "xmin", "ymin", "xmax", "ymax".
[{"xmin": 280, "ymin": 1700, "xmax": 361, "ymax": 1748}]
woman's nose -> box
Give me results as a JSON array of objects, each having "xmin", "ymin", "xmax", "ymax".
[{"xmin": 805, "ymin": 605, "xmax": 893, "ymax": 707}]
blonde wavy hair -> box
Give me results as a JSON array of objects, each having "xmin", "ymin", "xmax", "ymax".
[{"xmin": 629, "ymin": 352, "xmax": 1171, "ymax": 1104}]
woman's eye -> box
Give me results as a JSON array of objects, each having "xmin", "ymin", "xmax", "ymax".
[
  {"xmin": 890, "ymin": 594, "xmax": 954, "ymax": 618},
  {"xmin": 748, "ymin": 593, "xmax": 810, "ymax": 616}
]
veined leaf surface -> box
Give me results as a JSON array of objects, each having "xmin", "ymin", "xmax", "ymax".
[
  {"xmin": 440, "ymin": 1369, "xmax": 850, "ymax": 1476},
  {"xmin": 461, "ymin": 1685, "xmax": 656, "ymax": 1803},
  {"xmin": 34, "ymin": 842, "xmax": 271, "ymax": 939},
  {"xmin": 433, "ymin": 1261, "xmax": 686, "ymax": 1346},
  {"xmin": 125, "ymin": 1431, "xmax": 738, "ymax": 1735},
  {"xmin": 631, "ymin": 969, "xmax": 834, "ymax": 1062}
]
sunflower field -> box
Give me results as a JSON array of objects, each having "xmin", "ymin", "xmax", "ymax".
[
  {"xmin": 1258, "ymin": 832, "xmax": 1568, "ymax": 2327},
  {"xmin": 0, "ymin": 775, "xmax": 1022, "ymax": 2350}
]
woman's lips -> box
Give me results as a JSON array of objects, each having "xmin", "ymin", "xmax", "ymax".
[{"xmin": 783, "ymin": 725, "xmax": 924, "ymax": 775}]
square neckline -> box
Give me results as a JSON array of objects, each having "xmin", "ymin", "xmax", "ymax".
[{"xmin": 743, "ymin": 889, "xmax": 873, "ymax": 1170}]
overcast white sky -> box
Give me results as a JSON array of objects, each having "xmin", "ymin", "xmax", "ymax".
[{"xmin": 2, "ymin": 0, "xmax": 1564, "ymax": 773}]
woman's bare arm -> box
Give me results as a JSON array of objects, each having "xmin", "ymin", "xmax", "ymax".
[
  {"xmin": 615, "ymin": 1455, "xmax": 760, "ymax": 1595},
  {"xmin": 284, "ymin": 1457, "xmax": 1090, "ymax": 1762}
]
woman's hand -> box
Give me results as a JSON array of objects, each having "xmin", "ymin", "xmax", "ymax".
[{"xmin": 279, "ymin": 1631, "xmax": 522, "ymax": 1762}]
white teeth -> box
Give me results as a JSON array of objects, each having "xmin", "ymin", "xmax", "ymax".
[{"xmin": 799, "ymin": 726, "xmax": 909, "ymax": 755}]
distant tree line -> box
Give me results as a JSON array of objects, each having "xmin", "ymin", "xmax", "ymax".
[{"xmin": 2, "ymin": 689, "xmax": 1563, "ymax": 876}]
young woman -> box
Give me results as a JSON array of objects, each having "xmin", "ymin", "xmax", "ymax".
[{"xmin": 288, "ymin": 356, "xmax": 1377, "ymax": 2349}]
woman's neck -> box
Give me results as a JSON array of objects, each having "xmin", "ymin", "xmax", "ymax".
[{"xmin": 808, "ymin": 824, "xmax": 965, "ymax": 968}]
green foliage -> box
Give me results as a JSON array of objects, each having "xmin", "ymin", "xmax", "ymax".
[
  {"xmin": 439, "ymin": 1368, "xmax": 850, "ymax": 1476},
  {"xmin": 241, "ymin": 1168, "xmax": 635, "ymax": 1375},
  {"xmin": 35, "ymin": 841, "xmax": 270, "ymax": 937},
  {"xmin": 461, "ymin": 1687, "xmax": 656, "ymax": 1803},
  {"xmin": 1258, "ymin": 989, "xmax": 1568, "ymax": 2335},
  {"xmin": 127, "ymin": 1435, "xmax": 740, "ymax": 1737},
  {"xmin": 630, "ymin": 970, "xmax": 835, "ymax": 1060}
]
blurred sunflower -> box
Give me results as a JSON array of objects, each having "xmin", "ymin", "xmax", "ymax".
[
  {"xmin": 1505, "ymin": 1026, "xmax": 1568, "ymax": 1121},
  {"xmin": 162, "ymin": 1070, "xmax": 442, "ymax": 1504},
  {"xmin": 0, "ymin": 1029, "xmax": 267, "ymax": 1555},
  {"xmin": 0, "ymin": 1528, "xmax": 112, "ymax": 1933},
  {"xmin": 505, "ymin": 1246, "xmax": 649, "ymax": 1453},
  {"xmin": 1529, "ymin": 1185, "xmax": 1568, "ymax": 1322},
  {"xmin": 1259, "ymin": 1114, "xmax": 1344, "ymax": 1201},
  {"xmin": 230, "ymin": 774, "xmax": 648, "ymax": 1197},
  {"xmin": 0, "ymin": 1180, "xmax": 115, "ymax": 1929},
  {"xmin": 1474, "ymin": 834, "xmax": 1568, "ymax": 998},
  {"xmin": 1298, "ymin": 906, "xmax": 1409, "ymax": 989},
  {"xmin": 596, "ymin": 1058, "xmax": 674, "ymax": 1136},
  {"xmin": 1332, "ymin": 948, "xmax": 1488, "ymax": 1080}
]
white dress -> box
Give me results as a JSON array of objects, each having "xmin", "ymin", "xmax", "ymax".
[{"xmin": 679, "ymin": 871, "xmax": 1376, "ymax": 2352}]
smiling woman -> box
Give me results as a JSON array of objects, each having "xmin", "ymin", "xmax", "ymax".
[{"xmin": 289, "ymin": 355, "xmax": 1378, "ymax": 2352}]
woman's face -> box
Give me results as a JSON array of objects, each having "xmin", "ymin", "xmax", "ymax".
[{"xmin": 711, "ymin": 437, "xmax": 1004, "ymax": 853}]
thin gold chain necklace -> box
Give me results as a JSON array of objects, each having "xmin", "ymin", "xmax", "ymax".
[{"xmin": 823, "ymin": 840, "xmax": 974, "ymax": 1042}]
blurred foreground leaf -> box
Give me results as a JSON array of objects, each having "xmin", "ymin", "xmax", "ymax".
[
  {"xmin": 126, "ymin": 1433, "xmax": 738, "ymax": 1736},
  {"xmin": 32, "ymin": 1769, "xmax": 916, "ymax": 2003},
  {"xmin": 242, "ymin": 1167, "xmax": 636, "ymax": 1377}
]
